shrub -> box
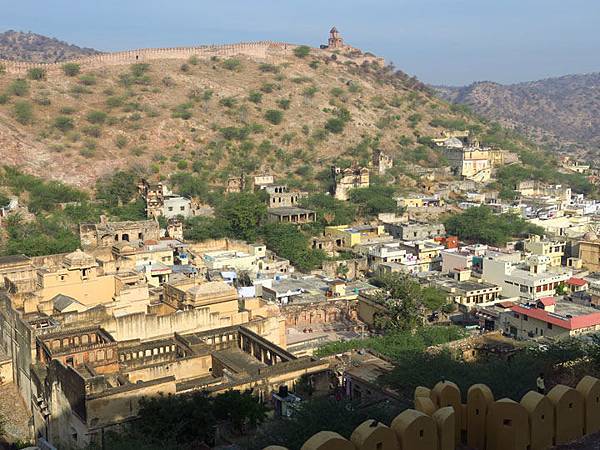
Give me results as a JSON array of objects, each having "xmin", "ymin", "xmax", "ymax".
[
  {"xmin": 83, "ymin": 125, "xmax": 101, "ymax": 138},
  {"xmin": 79, "ymin": 74, "xmax": 96, "ymax": 86},
  {"xmin": 8, "ymin": 79, "xmax": 29, "ymax": 97},
  {"xmin": 0, "ymin": 63, "xmax": 5, "ymax": 75},
  {"xmin": 222, "ymin": 58, "xmax": 242, "ymax": 71},
  {"xmin": 202, "ymin": 89, "xmax": 214, "ymax": 101},
  {"xmin": 260, "ymin": 83, "xmax": 275, "ymax": 93},
  {"xmin": 180, "ymin": 63, "xmax": 190, "ymax": 73},
  {"xmin": 54, "ymin": 115, "xmax": 75, "ymax": 132},
  {"xmin": 62, "ymin": 63, "xmax": 81, "ymax": 77},
  {"xmin": 330, "ymin": 87, "xmax": 344, "ymax": 98},
  {"xmin": 177, "ymin": 160, "xmax": 188, "ymax": 170},
  {"xmin": 59, "ymin": 106, "xmax": 76, "ymax": 115},
  {"xmin": 264, "ymin": 109, "xmax": 283, "ymax": 125},
  {"xmin": 115, "ymin": 135, "xmax": 128, "ymax": 149},
  {"xmin": 172, "ymin": 103, "xmax": 193, "ymax": 120},
  {"xmin": 325, "ymin": 117, "xmax": 346, "ymax": 134},
  {"xmin": 130, "ymin": 63, "xmax": 150, "ymax": 77},
  {"xmin": 162, "ymin": 76, "xmax": 175, "ymax": 87},
  {"xmin": 248, "ymin": 91, "xmax": 262, "ymax": 104},
  {"xmin": 277, "ymin": 99, "xmax": 291, "ymax": 110},
  {"xmin": 13, "ymin": 101, "xmax": 34, "ymax": 125},
  {"xmin": 219, "ymin": 97, "xmax": 237, "ymax": 108},
  {"xmin": 34, "ymin": 97, "xmax": 51, "ymax": 106},
  {"xmin": 293, "ymin": 45, "xmax": 311, "ymax": 58},
  {"xmin": 0, "ymin": 93, "xmax": 8, "ymax": 104},
  {"xmin": 27, "ymin": 67, "xmax": 46, "ymax": 81},
  {"xmin": 188, "ymin": 55, "xmax": 199, "ymax": 65},
  {"xmin": 309, "ymin": 60, "xmax": 320, "ymax": 69},
  {"xmin": 105, "ymin": 96, "xmax": 124, "ymax": 108},
  {"xmin": 86, "ymin": 110, "xmax": 107, "ymax": 124},
  {"xmin": 303, "ymin": 86, "xmax": 318, "ymax": 98},
  {"xmin": 258, "ymin": 63, "xmax": 279, "ymax": 73}
]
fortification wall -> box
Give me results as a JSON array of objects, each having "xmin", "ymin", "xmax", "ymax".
[
  {"xmin": 268, "ymin": 375, "xmax": 600, "ymax": 450},
  {"xmin": 0, "ymin": 41, "xmax": 297, "ymax": 76}
]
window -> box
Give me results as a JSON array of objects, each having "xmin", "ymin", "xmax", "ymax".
[
  {"xmin": 547, "ymin": 323, "xmax": 553, "ymax": 330},
  {"xmin": 180, "ymin": 206, "xmax": 185, "ymax": 211},
  {"xmin": 168, "ymin": 207, "xmax": 173, "ymax": 212},
  {"xmin": 523, "ymin": 315, "xmax": 528, "ymax": 321},
  {"xmin": 513, "ymin": 313, "xmax": 520, "ymax": 318}
]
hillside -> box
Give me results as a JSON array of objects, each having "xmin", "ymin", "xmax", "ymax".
[
  {"xmin": 0, "ymin": 30, "xmax": 100, "ymax": 62},
  {"xmin": 0, "ymin": 40, "xmax": 537, "ymax": 189},
  {"xmin": 435, "ymin": 73, "xmax": 600, "ymax": 157}
]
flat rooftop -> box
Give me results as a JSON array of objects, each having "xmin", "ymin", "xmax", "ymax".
[{"xmin": 268, "ymin": 207, "xmax": 315, "ymax": 216}]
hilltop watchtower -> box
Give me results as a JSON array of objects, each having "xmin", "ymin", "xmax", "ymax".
[{"xmin": 328, "ymin": 27, "xmax": 344, "ymax": 49}]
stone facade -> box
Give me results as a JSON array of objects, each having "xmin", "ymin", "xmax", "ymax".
[
  {"xmin": 373, "ymin": 149, "xmax": 393, "ymax": 175},
  {"xmin": 79, "ymin": 217, "xmax": 160, "ymax": 249},
  {"xmin": 331, "ymin": 166, "xmax": 370, "ymax": 201}
]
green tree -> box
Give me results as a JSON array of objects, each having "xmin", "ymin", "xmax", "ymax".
[
  {"xmin": 53, "ymin": 115, "xmax": 74, "ymax": 132},
  {"xmin": 86, "ymin": 110, "xmax": 107, "ymax": 124},
  {"xmin": 96, "ymin": 170, "xmax": 139, "ymax": 207},
  {"xmin": 8, "ymin": 79, "xmax": 29, "ymax": 96},
  {"xmin": 184, "ymin": 216, "xmax": 228, "ymax": 241},
  {"xmin": 222, "ymin": 58, "xmax": 242, "ymax": 71},
  {"xmin": 213, "ymin": 390, "xmax": 268, "ymax": 433},
  {"xmin": 261, "ymin": 223, "xmax": 326, "ymax": 272},
  {"xmin": 349, "ymin": 185, "xmax": 397, "ymax": 216},
  {"xmin": 248, "ymin": 91, "xmax": 263, "ymax": 103},
  {"xmin": 324, "ymin": 117, "xmax": 345, "ymax": 134},
  {"xmin": 216, "ymin": 192, "xmax": 267, "ymax": 241},
  {"xmin": 300, "ymin": 194, "xmax": 357, "ymax": 226},
  {"xmin": 62, "ymin": 63, "xmax": 81, "ymax": 76},
  {"xmin": 293, "ymin": 45, "xmax": 311, "ymax": 58}
]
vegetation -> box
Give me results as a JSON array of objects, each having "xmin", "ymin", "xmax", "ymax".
[
  {"xmin": 62, "ymin": 63, "xmax": 81, "ymax": 76},
  {"xmin": 7, "ymin": 78, "xmax": 29, "ymax": 96},
  {"xmin": 264, "ymin": 109, "xmax": 283, "ymax": 125},
  {"xmin": 444, "ymin": 206, "xmax": 545, "ymax": 246},
  {"xmin": 349, "ymin": 185, "xmax": 397, "ymax": 216},
  {"xmin": 300, "ymin": 194, "xmax": 357, "ymax": 227},
  {"xmin": 13, "ymin": 100, "xmax": 34, "ymax": 125},
  {"xmin": 216, "ymin": 192, "xmax": 267, "ymax": 242},
  {"xmin": 293, "ymin": 45, "xmax": 311, "ymax": 58},
  {"xmin": 261, "ymin": 223, "xmax": 326, "ymax": 272}
]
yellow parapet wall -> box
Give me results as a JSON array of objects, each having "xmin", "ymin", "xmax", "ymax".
[{"xmin": 265, "ymin": 375, "xmax": 600, "ymax": 450}]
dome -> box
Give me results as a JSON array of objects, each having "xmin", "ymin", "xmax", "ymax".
[{"xmin": 583, "ymin": 231, "xmax": 598, "ymax": 242}]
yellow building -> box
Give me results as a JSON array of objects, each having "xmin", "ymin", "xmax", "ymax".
[
  {"xmin": 579, "ymin": 233, "xmax": 600, "ymax": 272},
  {"xmin": 324, "ymin": 225, "xmax": 387, "ymax": 248},
  {"xmin": 524, "ymin": 235, "xmax": 566, "ymax": 267}
]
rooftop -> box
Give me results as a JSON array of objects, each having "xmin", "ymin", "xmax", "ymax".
[
  {"xmin": 267, "ymin": 207, "xmax": 315, "ymax": 216},
  {"xmin": 511, "ymin": 300, "xmax": 600, "ymax": 330}
]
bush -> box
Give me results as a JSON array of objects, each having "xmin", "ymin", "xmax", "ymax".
[
  {"xmin": 293, "ymin": 45, "xmax": 311, "ymax": 58},
  {"xmin": 59, "ymin": 106, "xmax": 76, "ymax": 115},
  {"xmin": 176, "ymin": 160, "xmax": 188, "ymax": 170},
  {"xmin": 277, "ymin": 98, "xmax": 291, "ymax": 110},
  {"xmin": 219, "ymin": 97, "xmax": 237, "ymax": 108},
  {"xmin": 222, "ymin": 58, "xmax": 242, "ymax": 71},
  {"xmin": 86, "ymin": 110, "xmax": 107, "ymax": 124},
  {"xmin": 260, "ymin": 83, "xmax": 275, "ymax": 93},
  {"xmin": 79, "ymin": 74, "xmax": 97, "ymax": 85},
  {"xmin": 115, "ymin": 135, "xmax": 128, "ymax": 149},
  {"xmin": 188, "ymin": 55, "xmax": 199, "ymax": 65},
  {"xmin": 130, "ymin": 63, "xmax": 150, "ymax": 77},
  {"xmin": 325, "ymin": 117, "xmax": 345, "ymax": 134},
  {"xmin": 330, "ymin": 87, "xmax": 344, "ymax": 98},
  {"xmin": 62, "ymin": 63, "xmax": 81, "ymax": 76},
  {"xmin": 27, "ymin": 67, "xmax": 46, "ymax": 81},
  {"xmin": 106, "ymin": 95, "xmax": 124, "ymax": 108},
  {"xmin": 8, "ymin": 79, "xmax": 29, "ymax": 97},
  {"xmin": 13, "ymin": 101, "xmax": 34, "ymax": 125},
  {"xmin": 83, "ymin": 125, "xmax": 101, "ymax": 138},
  {"xmin": 248, "ymin": 91, "xmax": 262, "ymax": 104},
  {"xmin": 258, "ymin": 63, "xmax": 279, "ymax": 73},
  {"xmin": 264, "ymin": 109, "xmax": 283, "ymax": 125},
  {"xmin": 172, "ymin": 103, "xmax": 193, "ymax": 120},
  {"xmin": 303, "ymin": 85, "xmax": 318, "ymax": 98},
  {"xmin": 0, "ymin": 93, "xmax": 8, "ymax": 104},
  {"xmin": 53, "ymin": 115, "xmax": 75, "ymax": 132},
  {"xmin": 179, "ymin": 63, "xmax": 190, "ymax": 73}
]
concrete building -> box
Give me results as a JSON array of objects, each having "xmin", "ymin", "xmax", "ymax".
[
  {"xmin": 579, "ymin": 232, "xmax": 600, "ymax": 272},
  {"xmin": 432, "ymin": 272, "xmax": 502, "ymax": 310},
  {"xmin": 482, "ymin": 255, "xmax": 571, "ymax": 301},
  {"xmin": 524, "ymin": 235, "xmax": 566, "ymax": 267},
  {"xmin": 331, "ymin": 166, "xmax": 369, "ymax": 201},
  {"xmin": 372, "ymin": 149, "xmax": 393, "ymax": 175},
  {"xmin": 384, "ymin": 221, "xmax": 445, "ymax": 241},
  {"xmin": 79, "ymin": 217, "xmax": 160, "ymax": 249},
  {"xmin": 505, "ymin": 297, "xmax": 600, "ymax": 339},
  {"xmin": 325, "ymin": 225, "xmax": 389, "ymax": 248},
  {"xmin": 267, "ymin": 207, "xmax": 316, "ymax": 224}
]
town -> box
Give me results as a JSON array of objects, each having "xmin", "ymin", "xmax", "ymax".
[{"xmin": 0, "ymin": 21, "xmax": 599, "ymax": 450}]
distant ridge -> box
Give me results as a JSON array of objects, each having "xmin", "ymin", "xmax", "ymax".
[
  {"xmin": 0, "ymin": 30, "xmax": 100, "ymax": 63},
  {"xmin": 433, "ymin": 73, "xmax": 600, "ymax": 155}
]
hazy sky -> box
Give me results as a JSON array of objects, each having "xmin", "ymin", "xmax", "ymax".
[{"xmin": 2, "ymin": 0, "xmax": 599, "ymax": 85}]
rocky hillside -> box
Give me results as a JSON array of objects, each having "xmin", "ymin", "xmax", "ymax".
[
  {"xmin": 0, "ymin": 40, "xmax": 535, "ymax": 189},
  {"xmin": 435, "ymin": 73, "xmax": 600, "ymax": 156},
  {"xmin": 0, "ymin": 30, "xmax": 100, "ymax": 62}
]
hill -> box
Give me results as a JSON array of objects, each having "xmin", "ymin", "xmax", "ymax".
[
  {"xmin": 0, "ymin": 38, "xmax": 538, "ymax": 189},
  {"xmin": 435, "ymin": 73, "xmax": 600, "ymax": 157},
  {"xmin": 0, "ymin": 30, "xmax": 100, "ymax": 63}
]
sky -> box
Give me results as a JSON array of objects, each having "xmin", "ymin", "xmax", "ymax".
[{"xmin": 2, "ymin": 0, "xmax": 599, "ymax": 86}]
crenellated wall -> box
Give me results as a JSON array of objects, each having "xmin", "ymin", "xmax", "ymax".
[
  {"xmin": 0, "ymin": 41, "xmax": 298, "ymax": 76},
  {"xmin": 266, "ymin": 375, "xmax": 600, "ymax": 450}
]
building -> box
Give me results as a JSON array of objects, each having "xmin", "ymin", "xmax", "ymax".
[
  {"xmin": 373, "ymin": 149, "xmax": 393, "ymax": 175},
  {"xmin": 524, "ymin": 235, "xmax": 566, "ymax": 267},
  {"xmin": 326, "ymin": 26, "xmax": 344, "ymax": 49},
  {"xmin": 442, "ymin": 146, "xmax": 492, "ymax": 182},
  {"xmin": 79, "ymin": 217, "xmax": 160, "ymax": 249},
  {"xmin": 579, "ymin": 232, "xmax": 600, "ymax": 272},
  {"xmin": 138, "ymin": 179, "xmax": 194, "ymax": 219},
  {"xmin": 399, "ymin": 240, "xmax": 445, "ymax": 272},
  {"xmin": 432, "ymin": 272, "xmax": 502, "ymax": 310},
  {"xmin": 267, "ymin": 207, "xmax": 316, "ymax": 224},
  {"xmin": 505, "ymin": 297, "xmax": 600, "ymax": 339},
  {"xmin": 395, "ymin": 194, "xmax": 445, "ymax": 209},
  {"xmin": 267, "ymin": 187, "xmax": 308, "ymax": 209},
  {"xmin": 331, "ymin": 166, "xmax": 369, "ymax": 201},
  {"xmin": 384, "ymin": 221, "xmax": 445, "ymax": 241},
  {"xmin": 482, "ymin": 255, "xmax": 571, "ymax": 301},
  {"xmin": 325, "ymin": 225, "xmax": 389, "ymax": 248}
]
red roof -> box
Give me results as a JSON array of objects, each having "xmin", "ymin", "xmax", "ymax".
[
  {"xmin": 511, "ymin": 305, "xmax": 600, "ymax": 331},
  {"xmin": 566, "ymin": 277, "xmax": 588, "ymax": 287},
  {"xmin": 497, "ymin": 301, "xmax": 515, "ymax": 309},
  {"xmin": 538, "ymin": 297, "xmax": 556, "ymax": 307}
]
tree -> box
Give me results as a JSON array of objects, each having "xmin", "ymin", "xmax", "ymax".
[
  {"xmin": 216, "ymin": 192, "xmax": 267, "ymax": 242},
  {"xmin": 293, "ymin": 45, "xmax": 311, "ymax": 58},
  {"xmin": 349, "ymin": 185, "xmax": 398, "ymax": 216},
  {"xmin": 300, "ymin": 194, "xmax": 357, "ymax": 226},
  {"xmin": 213, "ymin": 390, "xmax": 268, "ymax": 433},
  {"xmin": 62, "ymin": 63, "xmax": 81, "ymax": 76},
  {"xmin": 325, "ymin": 117, "xmax": 345, "ymax": 134},
  {"xmin": 53, "ymin": 115, "xmax": 74, "ymax": 132},
  {"xmin": 86, "ymin": 110, "xmax": 107, "ymax": 124},
  {"xmin": 261, "ymin": 223, "xmax": 326, "ymax": 272},
  {"xmin": 8, "ymin": 79, "xmax": 29, "ymax": 96},
  {"xmin": 96, "ymin": 170, "xmax": 139, "ymax": 207}
]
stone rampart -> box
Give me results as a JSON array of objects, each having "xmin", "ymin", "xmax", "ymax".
[
  {"xmin": 265, "ymin": 375, "xmax": 600, "ymax": 450},
  {"xmin": 0, "ymin": 41, "xmax": 297, "ymax": 76}
]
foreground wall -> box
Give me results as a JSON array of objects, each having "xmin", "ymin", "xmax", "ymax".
[{"xmin": 265, "ymin": 375, "xmax": 600, "ymax": 450}]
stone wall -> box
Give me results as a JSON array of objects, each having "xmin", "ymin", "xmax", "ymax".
[
  {"xmin": 0, "ymin": 41, "xmax": 297, "ymax": 76},
  {"xmin": 270, "ymin": 375, "xmax": 600, "ymax": 450}
]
